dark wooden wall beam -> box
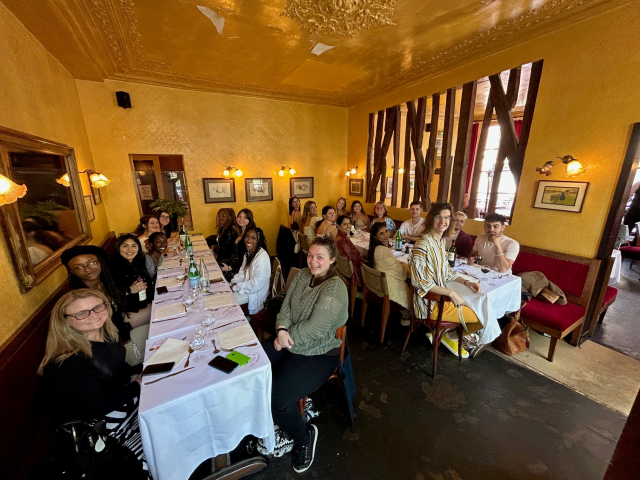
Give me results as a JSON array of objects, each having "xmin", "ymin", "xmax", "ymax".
[
  {"xmin": 514, "ymin": 59, "xmax": 544, "ymax": 183},
  {"xmin": 406, "ymin": 98, "xmax": 428, "ymax": 205},
  {"xmin": 468, "ymin": 96, "xmax": 494, "ymax": 217},
  {"xmin": 366, "ymin": 110, "xmax": 385, "ymax": 202},
  {"xmin": 391, "ymin": 105, "xmax": 401, "ymax": 206},
  {"xmin": 366, "ymin": 113, "xmax": 374, "ymax": 201},
  {"xmin": 378, "ymin": 107, "xmax": 397, "ymax": 202},
  {"xmin": 437, "ymin": 88, "xmax": 456, "ymax": 203},
  {"xmin": 489, "ymin": 74, "xmax": 521, "ymax": 172},
  {"xmin": 423, "ymin": 93, "xmax": 440, "ymax": 211},
  {"xmin": 401, "ymin": 117, "xmax": 412, "ymax": 208},
  {"xmin": 450, "ymin": 81, "xmax": 477, "ymax": 211}
]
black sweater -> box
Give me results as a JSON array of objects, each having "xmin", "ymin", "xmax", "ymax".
[{"xmin": 42, "ymin": 341, "xmax": 140, "ymax": 426}]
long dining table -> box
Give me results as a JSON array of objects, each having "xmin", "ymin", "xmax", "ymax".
[{"xmin": 138, "ymin": 235, "xmax": 275, "ymax": 480}]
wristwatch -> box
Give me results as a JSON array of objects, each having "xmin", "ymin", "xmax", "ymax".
[{"xmin": 276, "ymin": 327, "xmax": 288, "ymax": 334}]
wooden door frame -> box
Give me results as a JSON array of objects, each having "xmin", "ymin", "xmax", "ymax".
[{"xmin": 582, "ymin": 122, "xmax": 640, "ymax": 340}]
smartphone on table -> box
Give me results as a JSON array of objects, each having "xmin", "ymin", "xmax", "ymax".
[
  {"xmin": 226, "ymin": 351, "xmax": 251, "ymax": 366},
  {"xmin": 209, "ymin": 356, "xmax": 238, "ymax": 374},
  {"xmin": 142, "ymin": 362, "xmax": 175, "ymax": 376}
]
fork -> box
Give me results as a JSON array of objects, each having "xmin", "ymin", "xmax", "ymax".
[{"xmin": 184, "ymin": 346, "xmax": 194, "ymax": 368}]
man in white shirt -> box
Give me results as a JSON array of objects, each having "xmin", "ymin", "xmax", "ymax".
[
  {"xmin": 399, "ymin": 201, "xmax": 426, "ymax": 242},
  {"xmin": 468, "ymin": 213, "xmax": 519, "ymax": 273}
]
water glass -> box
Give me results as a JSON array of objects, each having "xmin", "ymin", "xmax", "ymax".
[
  {"xmin": 199, "ymin": 275, "xmax": 210, "ymax": 293},
  {"xmin": 183, "ymin": 296, "xmax": 196, "ymax": 313},
  {"xmin": 189, "ymin": 335, "xmax": 206, "ymax": 363},
  {"xmin": 202, "ymin": 315, "xmax": 215, "ymax": 336}
]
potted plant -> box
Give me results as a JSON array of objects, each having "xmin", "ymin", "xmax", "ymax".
[{"xmin": 149, "ymin": 199, "xmax": 189, "ymax": 229}]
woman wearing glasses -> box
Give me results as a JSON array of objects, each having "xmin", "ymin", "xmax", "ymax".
[
  {"xmin": 158, "ymin": 209, "xmax": 173, "ymax": 239},
  {"xmin": 410, "ymin": 202, "xmax": 482, "ymax": 359},
  {"xmin": 38, "ymin": 289, "xmax": 150, "ymax": 479},
  {"xmin": 61, "ymin": 245, "xmax": 150, "ymax": 365}
]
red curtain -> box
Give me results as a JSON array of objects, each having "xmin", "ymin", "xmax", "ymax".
[{"xmin": 465, "ymin": 122, "xmax": 480, "ymax": 193}]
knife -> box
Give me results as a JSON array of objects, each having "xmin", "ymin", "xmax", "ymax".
[
  {"xmin": 144, "ymin": 367, "xmax": 195, "ymax": 385},
  {"xmin": 212, "ymin": 318, "xmax": 244, "ymax": 330}
]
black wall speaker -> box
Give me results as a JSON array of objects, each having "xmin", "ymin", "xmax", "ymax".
[{"xmin": 116, "ymin": 91, "xmax": 132, "ymax": 109}]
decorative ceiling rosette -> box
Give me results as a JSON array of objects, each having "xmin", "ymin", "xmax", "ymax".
[{"xmin": 284, "ymin": 0, "xmax": 397, "ymax": 37}]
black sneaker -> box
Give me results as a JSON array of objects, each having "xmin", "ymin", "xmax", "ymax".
[{"xmin": 292, "ymin": 424, "xmax": 318, "ymax": 473}]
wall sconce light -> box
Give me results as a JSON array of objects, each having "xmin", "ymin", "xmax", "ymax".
[
  {"xmin": 536, "ymin": 155, "xmax": 585, "ymax": 177},
  {"xmin": 278, "ymin": 166, "xmax": 296, "ymax": 177},
  {"xmin": 223, "ymin": 166, "xmax": 243, "ymax": 178},
  {"xmin": 56, "ymin": 173, "xmax": 71, "ymax": 187},
  {"xmin": 345, "ymin": 166, "xmax": 359, "ymax": 176},
  {"xmin": 0, "ymin": 174, "xmax": 27, "ymax": 206},
  {"xmin": 86, "ymin": 170, "xmax": 111, "ymax": 188}
]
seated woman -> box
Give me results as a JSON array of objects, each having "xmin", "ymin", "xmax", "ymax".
[
  {"xmin": 368, "ymin": 222, "xmax": 411, "ymax": 323},
  {"xmin": 221, "ymin": 208, "xmax": 256, "ymax": 282},
  {"xmin": 230, "ymin": 227, "xmax": 270, "ymax": 315},
  {"xmin": 410, "ymin": 202, "xmax": 482, "ymax": 358},
  {"xmin": 213, "ymin": 208, "xmax": 239, "ymax": 263},
  {"xmin": 350, "ymin": 201, "xmax": 370, "ymax": 231},
  {"xmin": 145, "ymin": 231, "xmax": 169, "ymax": 278},
  {"xmin": 266, "ymin": 237, "xmax": 348, "ymax": 473},
  {"xmin": 370, "ymin": 201, "xmax": 396, "ymax": 234},
  {"xmin": 38, "ymin": 289, "xmax": 149, "ymax": 478},
  {"xmin": 335, "ymin": 196, "xmax": 347, "ymax": 217},
  {"xmin": 301, "ymin": 201, "xmax": 322, "ymax": 241},
  {"xmin": 110, "ymin": 234, "xmax": 154, "ymax": 315},
  {"xmin": 158, "ymin": 209, "xmax": 173, "ymax": 239},
  {"xmin": 289, "ymin": 196, "xmax": 302, "ymax": 231},
  {"xmin": 315, "ymin": 206, "xmax": 338, "ymax": 239},
  {"xmin": 61, "ymin": 245, "xmax": 149, "ymax": 365},
  {"xmin": 334, "ymin": 215, "xmax": 365, "ymax": 288},
  {"xmin": 134, "ymin": 214, "xmax": 161, "ymax": 253}
]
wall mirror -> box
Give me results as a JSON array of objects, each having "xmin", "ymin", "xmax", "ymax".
[{"xmin": 0, "ymin": 127, "xmax": 91, "ymax": 293}]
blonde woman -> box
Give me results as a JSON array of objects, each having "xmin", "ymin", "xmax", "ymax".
[
  {"xmin": 335, "ymin": 197, "xmax": 347, "ymax": 217},
  {"xmin": 301, "ymin": 201, "xmax": 322, "ymax": 241},
  {"xmin": 38, "ymin": 289, "xmax": 149, "ymax": 477}
]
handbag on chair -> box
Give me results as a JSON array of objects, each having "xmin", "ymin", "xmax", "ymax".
[{"xmin": 494, "ymin": 301, "xmax": 530, "ymax": 356}]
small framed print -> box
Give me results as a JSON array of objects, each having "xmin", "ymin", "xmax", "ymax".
[
  {"xmin": 533, "ymin": 180, "xmax": 589, "ymax": 213},
  {"xmin": 349, "ymin": 178, "xmax": 363, "ymax": 197},
  {"xmin": 409, "ymin": 176, "xmax": 415, "ymax": 190},
  {"xmin": 83, "ymin": 195, "xmax": 95, "ymax": 222},
  {"xmin": 290, "ymin": 177, "xmax": 314, "ymax": 198},
  {"xmin": 245, "ymin": 178, "xmax": 273, "ymax": 202},
  {"xmin": 91, "ymin": 186, "xmax": 101, "ymax": 205},
  {"xmin": 203, "ymin": 178, "xmax": 236, "ymax": 203},
  {"xmin": 385, "ymin": 177, "xmax": 393, "ymax": 198}
]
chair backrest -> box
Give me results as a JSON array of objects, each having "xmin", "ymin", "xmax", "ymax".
[
  {"xmin": 361, "ymin": 264, "xmax": 389, "ymax": 298},
  {"xmin": 337, "ymin": 255, "xmax": 354, "ymax": 279},
  {"xmin": 299, "ymin": 234, "xmax": 310, "ymax": 254},
  {"xmin": 285, "ymin": 267, "xmax": 302, "ymax": 292},
  {"xmin": 409, "ymin": 284, "xmax": 449, "ymax": 324},
  {"xmin": 635, "ymin": 222, "xmax": 640, "ymax": 246},
  {"xmin": 270, "ymin": 257, "xmax": 285, "ymax": 297},
  {"xmin": 335, "ymin": 325, "xmax": 347, "ymax": 363}
]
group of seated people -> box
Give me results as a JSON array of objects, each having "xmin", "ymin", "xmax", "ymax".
[{"xmin": 37, "ymin": 194, "xmax": 521, "ymax": 477}]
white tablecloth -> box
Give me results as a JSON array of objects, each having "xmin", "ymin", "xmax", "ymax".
[
  {"xmin": 139, "ymin": 249, "xmax": 275, "ymax": 480},
  {"xmin": 609, "ymin": 249, "xmax": 622, "ymax": 285},
  {"xmin": 349, "ymin": 231, "xmax": 411, "ymax": 263},
  {"xmin": 449, "ymin": 266, "xmax": 522, "ymax": 345}
]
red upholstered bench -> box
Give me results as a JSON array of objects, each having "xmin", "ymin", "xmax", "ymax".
[{"xmin": 512, "ymin": 247, "xmax": 600, "ymax": 362}]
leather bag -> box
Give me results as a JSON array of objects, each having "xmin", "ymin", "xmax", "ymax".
[{"xmin": 494, "ymin": 302, "xmax": 530, "ymax": 356}]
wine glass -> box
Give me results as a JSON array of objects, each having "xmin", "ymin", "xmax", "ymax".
[
  {"xmin": 183, "ymin": 295, "xmax": 196, "ymax": 313},
  {"xmin": 190, "ymin": 327, "xmax": 206, "ymax": 363},
  {"xmin": 474, "ymin": 255, "xmax": 482, "ymax": 266},
  {"xmin": 202, "ymin": 315, "xmax": 215, "ymax": 336}
]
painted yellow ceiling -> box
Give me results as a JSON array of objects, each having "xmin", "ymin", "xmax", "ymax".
[{"xmin": 0, "ymin": 0, "xmax": 625, "ymax": 106}]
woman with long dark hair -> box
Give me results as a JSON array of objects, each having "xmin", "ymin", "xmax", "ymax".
[
  {"xmin": 221, "ymin": 208, "xmax": 258, "ymax": 282},
  {"xmin": 335, "ymin": 215, "xmax": 365, "ymax": 287},
  {"xmin": 315, "ymin": 206, "xmax": 338, "ymax": 239},
  {"xmin": 110, "ymin": 234, "xmax": 154, "ymax": 314},
  {"xmin": 230, "ymin": 227, "xmax": 270, "ymax": 315},
  {"xmin": 133, "ymin": 215, "xmax": 161, "ymax": 253},
  {"xmin": 157, "ymin": 209, "xmax": 173, "ymax": 238},
  {"xmin": 145, "ymin": 231, "xmax": 169, "ymax": 278},
  {"xmin": 38, "ymin": 289, "xmax": 150, "ymax": 478},
  {"xmin": 350, "ymin": 200, "xmax": 369, "ymax": 231},
  {"xmin": 289, "ymin": 197, "xmax": 302, "ymax": 231},
  {"xmin": 213, "ymin": 208, "xmax": 239, "ymax": 263}
]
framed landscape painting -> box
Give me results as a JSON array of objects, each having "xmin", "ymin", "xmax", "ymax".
[
  {"xmin": 349, "ymin": 178, "xmax": 363, "ymax": 197},
  {"xmin": 533, "ymin": 180, "xmax": 589, "ymax": 213},
  {"xmin": 290, "ymin": 177, "xmax": 314, "ymax": 198},
  {"xmin": 245, "ymin": 178, "xmax": 273, "ymax": 202},
  {"xmin": 203, "ymin": 178, "xmax": 235, "ymax": 203}
]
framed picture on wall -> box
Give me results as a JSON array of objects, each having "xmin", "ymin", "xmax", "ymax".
[
  {"xmin": 533, "ymin": 180, "xmax": 589, "ymax": 213},
  {"xmin": 409, "ymin": 176, "xmax": 415, "ymax": 190},
  {"xmin": 290, "ymin": 177, "xmax": 314, "ymax": 198},
  {"xmin": 245, "ymin": 178, "xmax": 273, "ymax": 202},
  {"xmin": 91, "ymin": 186, "xmax": 102, "ymax": 205},
  {"xmin": 385, "ymin": 177, "xmax": 393, "ymax": 198},
  {"xmin": 349, "ymin": 178, "xmax": 363, "ymax": 197},
  {"xmin": 84, "ymin": 195, "xmax": 95, "ymax": 222},
  {"xmin": 203, "ymin": 178, "xmax": 236, "ymax": 203}
]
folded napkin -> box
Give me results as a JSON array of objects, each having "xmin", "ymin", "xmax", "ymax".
[
  {"xmin": 204, "ymin": 293, "xmax": 235, "ymax": 309},
  {"xmin": 193, "ymin": 244, "xmax": 209, "ymax": 251},
  {"xmin": 208, "ymin": 271, "xmax": 224, "ymax": 281},
  {"xmin": 217, "ymin": 324, "xmax": 254, "ymax": 350},
  {"xmin": 156, "ymin": 277, "xmax": 183, "ymax": 289},
  {"xmin": 158, "ymin": 258, "xmax": 183, "ymax": 270},
  {"xmin": 146, "ymin": 338, "xmax": 189, "ymax": 367},
  {"xmin": 154, "ymin": 303, "xmax": 186, "ymax": 321},
  {"xmin": 456, "ymin": 273, "xmax": 480, "ymax": 283}
]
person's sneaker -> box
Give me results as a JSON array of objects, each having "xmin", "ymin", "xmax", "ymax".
[
  {"xmin": 441, "ymin": 334, "xmax": 469, "ymax": 358},
  {"xmin": 257, "ymin": 425, "xmax": 293, "ymax": 457},
  {"xmin": 400, "ymin": 317, "xmax": 410, "ymax": 327},
  {"xmin": 425, "ymin": 332, "xmax": 433, "ymax": 344},
  {"xmin": 303, "ymin": 397, "xmax": 320, "ymax": 422},
  {"xmin": 292, "ymin": 424, "xmax": 318, "ymax": 473}
]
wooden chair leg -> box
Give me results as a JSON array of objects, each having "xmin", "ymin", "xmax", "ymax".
[
  {"xmin": 402, "ymin": 320, "xmax": 416, "ymax": 353},
  {"xmin": 360, "ymin": 287, "xmax": 369, "ymax": 327},
  {"xmin": 547, "ymin": 337, "xmax": 558, "ymax": 362},
  {"xmin": 432, "ymin": 328, "xmax": 444, "ymax": 378},
  {"xmin": 379, "ymin": 298, "xmax": 390, "ymax": 343},
  {"xmin": 598, "ymin": 309, "xmax": 607, "ymax": 324},
  {"xmin": 298, "ymin": 397, "xmax": 307, "ymax": 418},
  {"xmin": 569, "ymin": 324, "xmax": 583, "ymax": 346},
  {"xmin": 349, "ymin": 282, "xmax": 357, "ymax": 319},
  {"xmin": 457, "ymin": 326, "xmax": 463, "ymax": 362}
]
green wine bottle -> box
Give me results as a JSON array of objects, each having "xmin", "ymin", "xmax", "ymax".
[
  {"xmin": 448, "ymin": 239, "xmax": 456, "ymax": 268},
  {"xmin": 184, "ymin": 232, "xmax": 193, "ymax": 256},
  {"xmin": 395, "ymin": 230, "xmax": 403, "ymax": 251}
]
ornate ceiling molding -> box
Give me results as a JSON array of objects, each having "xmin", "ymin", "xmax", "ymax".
[{"xmin": 283, "ymin": 0, "xmax": 397, "ymax": 37}]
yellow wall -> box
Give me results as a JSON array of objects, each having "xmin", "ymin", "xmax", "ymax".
[
  {"xmin": 75, "ymin": 80, "xmax": 348, "ymax": 250},
  {"xmin": 347, "ymin": 4, "xmax": 640, "ymax": 257},
  {"xmin": 0, "ymin": 3, "xmax": 110, "ymax": 345}
]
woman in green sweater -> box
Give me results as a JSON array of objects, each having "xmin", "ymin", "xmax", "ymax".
[{"xmin": 266, "ymin": 236, "xmax": 348, "ymax": 474}]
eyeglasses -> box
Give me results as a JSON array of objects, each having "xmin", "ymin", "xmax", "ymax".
[
  {"xmin": 434, "ymin": 215, "xmax": 452, "ymax": 222},
  {"xmin": 65, "ymin": 302, "xmax": 108, "ymax": 320},
  {"xmin": 159, "ymin": 214, "xmax": 170, "ymax": 219},
  {"xmin": 70, "ymin": 260, "xmax": 100, "ymax": 274}
]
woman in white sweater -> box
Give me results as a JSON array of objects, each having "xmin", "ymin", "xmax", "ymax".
[{"xmin": 230, "ymin": 227, "xmax": 270, "ymax": 315}]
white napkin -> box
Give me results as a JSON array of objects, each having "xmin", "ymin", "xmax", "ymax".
[
  {"xmin": 158, "ymin": 258, "xmax": 183, "ymax": 270},
  {"xmin": 192, "ymin": 244, "xmax": 209, "ymax": 251},
  {"xmin": 156, "ymin": 277, "xmax": 183, "ymax": 289},
  {"xmin": 154, "ymin": 303, "xmax": 186, "ymax": 321},
  {"xmin": 217, "ymin": 324, "xmax": 254, "ymax": 350},
  {"xmin": 204, "ymin": 293, "xmax": 235, "ymax": 309},
  {"xmin": 208, "ymin": 271, "xmax": 224, "ymax": 281},
  {"xmin": 457, "ymin": 273, "xmax": 480, "ymax": 283},
  {"xmin": 146, "ymin": 338, "xmax": 190, "ymax": 367}
]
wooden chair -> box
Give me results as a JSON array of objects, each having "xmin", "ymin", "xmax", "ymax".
[
  {"xmin": 620, "ymin": 221, "xmax": 640, "ymax": 268},
  {"xmin": 402, "ymin": 285, "xmax": 463, "ymax": 378},
  {"xmin": 337, "ymin": 255, "xmax": 358, "ymax": 319},
  {"xmin": 285, "ymin": 267, "xmax": 301, "ymax": 292},
  {"xmin": 298, "ymin": 325, "xmax": 347, "ymax": 417},
  {"xmin": 360, "ymin": 264, "xmax": 404, "ymax": 343},
  {"xmin": 298, "ymin": 234, "xmax": 310, "ymax": 268}
]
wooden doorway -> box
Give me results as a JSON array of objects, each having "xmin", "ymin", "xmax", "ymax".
[{"xmin": 129, "ymin": 154, "xmax": 193, "ymax": 229}]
